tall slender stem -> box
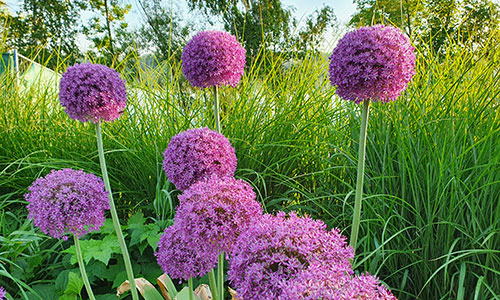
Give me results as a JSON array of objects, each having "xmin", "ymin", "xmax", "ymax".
[
  {"xmin": 350, "ymin": 100, "xmax": 371, "ymax": 250},
  {"xmin": 95, "ymin": 122, "xmax": 139, "ymax": 300},
  {"xmin": 188, "ymin": 278, "xmax": 194, "ymax": 300},
  {"xmin": 208, "ymin": 269, "xmax": 219, "ymax": 300},
  {"xmin": 218, "ymin": 253, "xmax": 224, "ymax": 300},
  {"xmin": 213, "ymin": 85, "xmax": 221, "ymax": 133},
  {"xmin": 74, "ymin": 235, "xmax": 96, "ymax": 300}
]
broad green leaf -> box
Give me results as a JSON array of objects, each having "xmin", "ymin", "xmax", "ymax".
[
  {"xmin": 59, "ymin": 294, "xmax": 77, "ymax": 300},
  {"xmin": 65, "ymin": 272, "xmax": 83, "ymax": 295},
  {"xmin": 55, "ymin": 270, "xmax": 70, "ymax": 292}
]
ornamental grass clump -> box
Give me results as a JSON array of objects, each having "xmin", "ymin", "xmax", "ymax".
[
  {"xmin": 228, "ymin": 212, "xmax": 356, "ymax": 300},
  {"xmin": 25, "ymin": 169, "xmax": 110, "ymax": 300},
  {"xmin": 59, "ymin": 63, "xmax": 127, "ymax": 123},
  {"xmin": 163, "ymin": 128, "xmax": 237, "ymax": 191},
  {"xmin": 328, "ymin": 25, "xmax": 415, "ymax": 249},
  {"xmin": 59, "ymin": 63, "xmax": 140, "ymax": 300},
  {"xmin": 182, "ymin": 30, "xmax": 246, "ymax": 132}
]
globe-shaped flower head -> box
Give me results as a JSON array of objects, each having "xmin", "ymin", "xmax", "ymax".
[
  {"xmin": 25, "ymin": 169, "xmax": 110, "ymax": 240},
  {"xmin": 156, "ymin": 176, "xmax": 262, "ymax": 280},
  {"xmin": 329, "ymin": 25, "xmax": 416, "ymax": 103},
  {"xmin": 182, "ymin": 31, "xmax": 246, "ymax": 88},
  {"xmin": 228, "ymin": 212, "xmax": 355, "ymax": 300},
  {"xmin": 59, "ymin": 63, "xmax": 127, "ymax": 122},
  {"xmin": 163, "ymin": 127, "xmax": 237, "ymax": 191}
]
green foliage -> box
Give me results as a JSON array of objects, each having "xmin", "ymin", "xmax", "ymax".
[
  {"xmin": 136, "ymin": 0, "xmax": 192, "ymax": 62},
  {"xmin": 83, "ymin": 0, "xmax": 134, "ymax": 66},
  {"xmin": 5, "ymin": 0, "xmax": 86, "ymax": 68},
  {"xmin": 0, "ymin": 30, "xmax": 499, "ymax": 299},
  {"xmin": 186, "ymin": 0, "xmax": 337, "ymax": 62},
  {"xmin": 349, "ymin": 0, "xmax": 500, "ymax": 54}
]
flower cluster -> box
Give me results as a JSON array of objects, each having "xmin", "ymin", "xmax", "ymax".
[
  {"xmin": 182, "ymin": 31, "xmax": 246, "ymax": 88},
  {"xmin": 163, "ymin": 128, "xmax": 237, "ymax": 191},
  {"xmin": 25, "ymin": 169, "xmax": 110, "ymax": 240},
  {"xmin": 59, "ymin": 63, "xmax": 127, "ymax": 122},
  {"xmin": 156, "ymin": 176, "xmax": 262, "ymax": 280},
  {"xmin": 285, "ymin": 264, "xmax": 397, "ymax": 300},
  {"xmin": 228, "ymin": 212, "xmax": 355, "ymax": 299},
  {"xmin": 0, "ymin": 286, "xmax": 5, "ymax": 300},
  {"xmin": 328, "ymin": 25, "xmax": 415, "ymax": 103}
]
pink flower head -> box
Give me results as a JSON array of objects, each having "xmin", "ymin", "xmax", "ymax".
[
  {"xmin": 285, "ymin": 263, "xmax": 398, "ymax": 300},
  {"xmin": 0, "ymin": 286, "xmax": 5, "ymax": 300},
  {"xmin": 156, "ymin": 176, "xmax": 262, "ymax": 280},
  {"xmin": 228, "ymin": 212, "xmax": 354, "ymax": 300},
  {"xmin": 59, "ymin": 63, "xmax": 127, "ymax": 122},
  {"xmin": 329, "ymin": 25, "xmax": 415, "ymax": 103},
  {"xmin": 163, "ymin": 128, "xmax": 237, "ymax": 191},
  {"xmin": 25, "ymin": 169, "xmax": 110, "ymax": 240},
  {"xmin": 182, "ymin": 30, "xmax": 246, "ymax": 88}
]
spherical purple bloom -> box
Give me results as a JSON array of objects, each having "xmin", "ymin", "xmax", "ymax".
[
  {"xmin": 329, "ymin": 25, "xmax": 416, "ymax": 103},
  {"xmin": 182, "ymin": 30, "xmax": 246, "ymax": 88},
  {"xmin": 25, "ymin": 169, "xmax": 110, "ymax": 240},
  {"xmin": 0, "ymin": 286, "xmax": 5, "ymax": 300},
  {"xmin": 228, "ymin": 212, "xmax": 354, "ymax": 300},
  {"xmin": 156, "ymin": 176, "xmax": 262, "ymax": 280},
  {"xmin": 59, "ymin": 63, "xmax": 127, "ymax": 122},
  {"xmin": 285, "ymin": 263, "xmax": 398, "ymax": 300},
  {"xmin": 163, "ymin": 128, "xmax": 237, "ymax": 191},
  {"xmin": 156, "ymin": 222, "xmax": 217, "ymax": 281}
]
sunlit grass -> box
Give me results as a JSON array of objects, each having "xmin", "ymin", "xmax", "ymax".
[{"xmin": 0, "ymin": 33, "xmax": 499, "ymax": 299}]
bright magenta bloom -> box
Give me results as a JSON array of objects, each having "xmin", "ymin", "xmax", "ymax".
[
  {"xmin": 329, "ymin": 25, "xmax": 415, "ymax": 103},
  {"xmin": 59, "ymin": 63, "xmax": 127, "ymax": 122},
  {"xmin": 182, "ymin": 30, "xmax": 246, "ymax": 88},
  {"xmin": 25, "ymin": 169, "xmax": 110, "ymax": 240},
  {"xmin": 163, "ymin": 128, "xmax": 237, "ymax": 191}
]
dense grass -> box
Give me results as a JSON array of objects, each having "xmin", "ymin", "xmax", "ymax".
[{"xmin": 1, "ymin": 36, "xmax": 499, "ymax": 299}]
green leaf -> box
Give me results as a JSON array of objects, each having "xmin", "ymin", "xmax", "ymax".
[
  {"xmin": 127, "ymin": 211, "xmax": 146, "ymax": 227},
  {"xmin": 175, "ymin": 287, "xmax": 200, "ymax": 300},
  {"xmin": 55, "ymin": 270, "xmax": 70, "ymax": 292},
  {"xmin": 65, "ymin": 272, "xmax": 83, "ymax": 295},
  {"xmin": 96, "ymin": 294, "xmax": 120, "ymax": 300},
  {"xmin": 59, "ymin": 294, "xmax": 77, "ymax": 300},
  {"xmin": 142, "ymin": 285, "xmax": 166, "ymax": 300}
]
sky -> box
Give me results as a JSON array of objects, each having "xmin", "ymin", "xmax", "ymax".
[{"xmin": 4, "ymin": 0, "xmax": 357, "ymax": 25}]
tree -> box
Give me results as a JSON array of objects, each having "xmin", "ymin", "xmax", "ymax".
[
  {"xmin": 136, "ymin": 0, "xmax": 192, "ymax": 62},
  {"xmin": 349, "ymin": 0, "xmax": 500, "ymax": 54},
  {"xmin": 7, "ymin": 0, "xmax": 86, "ymax": 68},
  {"xmin": 84, "ymin": 0, "xmax": 135, "ymax": 66},
  {"xmin": 186, "ymin": 0, "xmax": 337, "ymax": 62}
]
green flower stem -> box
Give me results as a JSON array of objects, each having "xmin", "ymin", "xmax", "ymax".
[
  {"xmin": 213, "ymin": 85, "xmax": 221, "ymax": 133},
  {"xmin": 95, "ymin": 122, "xmax": 139, "ymax": 300},
  {"xmin": 73, "ymin": 234, "xmax": 95, "ymax": 300},
  {"xmin": 208, "ymin": 269, "xmax": 219, "ymax": 300},
  {"xmin": 350, "ymin": 99, "xmax": 371, "ymax": 250},
  {"xmin": 218, "ymin": 253, "xmax": 224, "ymax": 300},
  {"xmin": 188, "ymin": 278, "xmax": 194, "ymax": 300}
]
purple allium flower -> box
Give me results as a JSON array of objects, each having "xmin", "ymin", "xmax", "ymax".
[
  {"xmin": 0, "ymin": 286, "xmax": 5, "ymax": 300},
  {"xmin": 156, "ymin": 222, "xmax": 217, "ymax": 281},
  {"xmin": 59, "ymin": 63, "xmax": 127, "ymax": 122},
  {"xmin": 163, "ymin": 128, "xmax": 237, "ymax": 191},
  {"xmin": 228, "ymin": 212, "xmax": 354, "ymax": 300},
  {"xmin": 156, "ymin": 176, "xmax": 262, "ymax": 280},
  {"xmin": 329, "ymin": 25, "xmax": 416, "ymax": 103},
  {"xmin": 285, "ymin": 263, "xmax": 398, "ymax": 300},
  {"xmin": 182, "ymin": 31, "xmax": 246, "ymax": 88},
  {"xmin": 25, "ymin": 169, "xmax": 110, "ymax": 240}
]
